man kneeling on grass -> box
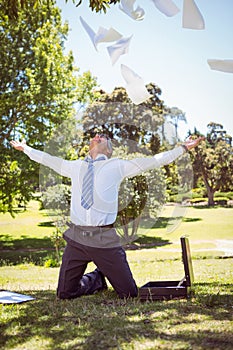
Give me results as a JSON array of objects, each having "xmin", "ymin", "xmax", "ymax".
[{"xmin": 10, "ymin": 134, "xmax": 204, "ymax": 299}]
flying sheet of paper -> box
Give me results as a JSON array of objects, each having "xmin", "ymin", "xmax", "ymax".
[
  {"xmin": 107, "ymin": 35, "xmax": 133, "ymax": 65},
  {"xmin": 80, "ymin": 16, "xmax": 122, "ymax": 50},
  {"xmin": 121, "ymin": 63, "xmax": 140, "ymax": 84},
  {"xmin": 121, "ymin": 64, "xmax": 152, "ymax": 105},
  {"xmin": 151, "ymin": 0, "xmax": 180, "ymax": 17},
  {"xmin": 80, "ymin": 16, "xmax": 96, "ymax": 48},
  {"xmin": 119, "ymin": 0, "xmax": 145, "ymax": 21},
  {"xmin": 182, "ymin": 0, "xmax": 205, "ymax": 29},
  {"xmin": 0, "ymin": 291, "xmax": 35, "ymax": 304},
  {"xmin": 207, "ymin": 59, "xmax": 233, "ymax": 74},
  {"xmin": 95, "ymin": 26, "xmax": 123, "ymax": 45}
]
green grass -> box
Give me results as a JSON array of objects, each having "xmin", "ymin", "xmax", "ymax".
[
  {"xmin": 0, "ymin": 259, "xmax": 232, "ymax": 350},
  {"xmin": 0, "ymin": 200, "xmax": 55, "ymax": 237},
  {"xmin": 133, "ymin": 204, "xmax": 233, "ymax": 259},
  {"xmin": 1, "ymin": 201, "xmax": 233, "ymax": 266},
  {"xmin": 0, "ymin": 202, "xmax": 233, "ymax": 349},
  {"xmin": 0, "ymin": 200, "xmax": 56, "ymax": 265},
  {"xmin": 142, "ymin": 204, "xmax": 233, "ymax": 240}
]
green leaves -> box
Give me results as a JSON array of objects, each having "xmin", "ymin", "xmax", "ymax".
[
  {"xmin": 0, "ymin": 0, "xmax": 98, "ymax": 214},
  {"xmin": 81, "ymin": 84, "xmax": 165, "ymax": 153},
  {"xmin": 4, "ymin": 1, "xmax": 121, "ymax": 19},
  {"xmin": 191, "ymin": 124, "xmax": 233, "ymax": 205},
  {"xmin": 66, "ymin": 0, "xmax": 120, "ymax": 13}
]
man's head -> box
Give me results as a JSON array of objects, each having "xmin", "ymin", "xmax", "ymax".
[{"xmin": 89, "ymin": 134, "xmax": 113, "ymax": 159}]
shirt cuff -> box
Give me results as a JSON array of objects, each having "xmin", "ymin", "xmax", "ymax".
[
  {"xmin": 23, "ymin": 145, "xmax": 33, "ymax": 156},
  {"xmin": 181, "ymin": 144, "xmax": 189, "ymax": 153}
]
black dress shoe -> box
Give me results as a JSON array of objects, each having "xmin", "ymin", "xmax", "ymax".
[{"xmin": 95, "ymin": 268, "xmax": 108, "ymax": 290}]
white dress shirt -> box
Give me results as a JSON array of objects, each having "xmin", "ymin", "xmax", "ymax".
[{"xmin": 24, "ymin": 145, "xmax": 184, "ymax": 226}]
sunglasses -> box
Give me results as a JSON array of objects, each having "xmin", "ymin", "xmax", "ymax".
[{"xmin": 98, "ymin": 133, "xmax": 111, "ymax": 140}]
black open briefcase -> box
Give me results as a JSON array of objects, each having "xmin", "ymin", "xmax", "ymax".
[{"xmin": 139, "ymin": 236, "xmax": 194, "ymax": 301}]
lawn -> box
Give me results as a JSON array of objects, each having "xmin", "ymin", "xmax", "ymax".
[
  {"xmin": 0, "ymin": 201, "xmax": 232, "ymax": 349},
  {"xmin": 0, "ymin": 258, "xmax": 232, "ymax": 350},
  {"xmin": 0, "ymin": 201, "xmax": 56, "ymax": 265},
  {"xmin": 135, "ymin": 204, "xmax": 233, "ymax": 260},
  {"xmin": 1, "ymin": 200, "xmax": 233, "ymax": 265}
]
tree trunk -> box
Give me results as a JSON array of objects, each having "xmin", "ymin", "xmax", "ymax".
[
  {"xmin": 132, "ymin": 216, "xmax": 141, "ymax": 237},
  {"xmin": 200, "ymin": 167, "xmax": 215, "ymax": 206},
  {"xmin": 207, "ymin": 187, "xmax": 215, "ymax": 206}
]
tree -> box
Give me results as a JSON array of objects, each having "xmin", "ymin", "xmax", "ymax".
[
  {"xmin": 81, "ymin": 83, "xmax": 164, "ymax": 152},
  {"xmin": 207, "ymin": 122, "xmax": 232, "ymax": 146},
  {"xmin": 0, "ymin": 0, "xmax": 98, "ymax": 214},
  {"xmin": 190, "ymin": 123, "xmax": 233, "ymax": 206},
  {"xmin": 67, "ymin": 0, "xmax": 120, "ymax": 13},
  {"xmin": 165, "ymin": 107, "xmax": 187, "ymax": 140},
  {"xmin": 3, "ymin": 0, "xmax": 121, "ymax": 19}
]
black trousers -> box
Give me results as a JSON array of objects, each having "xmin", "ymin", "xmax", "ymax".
[{"xmin": 57, "ymin": 238, "xmax": 138, "ymax": 299}]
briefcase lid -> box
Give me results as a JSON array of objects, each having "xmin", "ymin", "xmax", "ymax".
[{"xmin": 180, "ymin": 236, "xmax": 194, "ymax": 286}]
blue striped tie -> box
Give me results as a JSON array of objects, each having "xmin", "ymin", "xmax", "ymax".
[{"xmin": 81, "ymin": 156, "xmax": 106, "ymax": 209}]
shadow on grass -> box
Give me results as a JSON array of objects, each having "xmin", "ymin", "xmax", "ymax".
[
  {"xmin": 142, "ymin": 216, "xmax": 172, "ymax": 229},
  {"xmin": 120, "ymin": 216, "xmax": 174, "ymax": 231},
  {"xmin": 122, "ymin": 215, "xmax": 202, "ymax": 250},
  {"xmin": 192, "ymin": 204, "xmax": 233, "ymax": 210},
  {"xmin": 0, "ymin": 234, "xmax": 53, "ymax": 250},
  {"xmin": 182, "ymin": 217, "xmax": 202, "ymax": 223},
  {"xmin": 194, "ymin": 282, "xmax": 233, "ymax": 306},
  {"xmin": 126, "ymin": 236, "xmax": 171, "ymax": 250},
  {"xmin": 0, "ymin": 285, "xmax": 232, "ymax": 350},
  {"xmin": 0, "ymin": 234, "xmax": 56, "ymax": 266},
  {"xmin": 0, "ymin": 249, "xmax": 58, "ymax": 266},
  {"xmin": 38, "ymin": 221, "xmax": 55, "ymax": 227},
  {"xmin": 142, "ymin": 216, "xmax": 202, "ymax": 228}
]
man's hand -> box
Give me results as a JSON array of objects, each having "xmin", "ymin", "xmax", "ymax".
[
  {"xmin": 184, "ymin": 136, "xmax": 205, "ymax": 151},
  {"xmin": 10, "ymin": 139, "xmax": 27, "ymax": 152}
]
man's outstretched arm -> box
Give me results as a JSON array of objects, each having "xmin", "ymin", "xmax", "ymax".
[
  {"xmin": 122, "ymin": 136, "xmax": 205, "ymax": 178},
  {"xmin": 10, "ymin": 139, "xmax": 73, "ymax": 177}
]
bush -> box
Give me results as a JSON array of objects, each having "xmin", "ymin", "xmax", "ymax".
[
  {"xmin": 190, "ymin": 197, "xmax": 208, "ymax": 204},
  {"xmin": 40, "ymin": 184, "xmax": 71, "ymax": 213},
  {"xmin": 169, "ymin": 193, "xmax": 192, "ymax": 203},
  {"xmin": 189, "ymin": 196, "xmax": 229, "ymax": 206},
  {"xmin": 227, "ymin": 192, "xmax": 233, "ymax": 199},
  {"xmin": 214, "ymin": 197, "xmax": 228, "ymax": 205},
  {"xmin": 191, "ymin": 188, "xmax": 206, "ymax": 198},
  {"xmin": 44, "ymin": 258, "xmax": 59, "ymax": 268},
  {"xmin": 215, "ymin": 192, "xmax": 233, "ymax": 200}
]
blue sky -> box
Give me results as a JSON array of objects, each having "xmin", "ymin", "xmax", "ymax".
[{"xmin": 56, "ymin": 0, "xmax": 233, "ymax": 140}]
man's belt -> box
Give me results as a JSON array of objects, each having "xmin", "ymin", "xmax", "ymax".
[{"xmin": 67, "ymin": 222, "xmax": 114, "ymax": 237}]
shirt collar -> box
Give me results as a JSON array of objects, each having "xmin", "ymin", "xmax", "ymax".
[{"xmin": 86, "ymin": 153, "xmax": 108, "ymax": 161}]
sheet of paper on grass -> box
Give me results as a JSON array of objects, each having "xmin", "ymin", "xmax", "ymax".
[
  {"xmin": 182, "ymin": 0, "xmax": 205, "ymax": 29},
  {"xmin": 207, "ymin": 59, "xmax": 233, "ymax": 73},
  {"xmin": 121, "ymin": 64, "xmax": 152, "ymax": 105},
  {"xmin": 119, "ymin": 0, "xmax": 145, "ymax": 21},
  {"xmin": 80, "ymin": 16, "xmax": 122, "ymax": 50},
  {"xmin": 151, "ymin": 0, "xmax": 180, "ymax": 17},
  {"xmin": 0, "ymin": 290, "xmax": 35, "ymax": 304}
]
